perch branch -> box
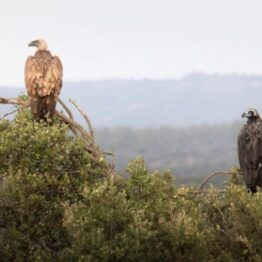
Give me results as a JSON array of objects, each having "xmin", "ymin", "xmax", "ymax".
[{"xmin": 0, "ymin": 97, "xmax": 27, "ymax": 106}]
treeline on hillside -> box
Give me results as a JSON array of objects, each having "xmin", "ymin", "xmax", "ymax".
[
  {"xmin": 3, "ymin": 73, "xmax": 262, "ymax": 127},
  {"xmin": 0, "ymin": 111, "xmax": 262, "ymax": 260},
  {"xmin": 96, "ymin": 122, "xmax": 242, "ymax": 185}
]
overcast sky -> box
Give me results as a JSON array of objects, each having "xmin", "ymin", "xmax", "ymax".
[{"xmin": 1, "ymin": 0, "xmax": 262, "ymax": 85}]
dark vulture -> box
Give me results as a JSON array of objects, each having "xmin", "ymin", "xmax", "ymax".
[
  {"xmin": 238, "ymin": 108, "xmax": 262, "ymax": 192},
  {"xmin": 25, "ymin": 39, "xmax": 63, "ymax": 120}
]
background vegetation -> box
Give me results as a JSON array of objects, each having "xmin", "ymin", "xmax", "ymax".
[
  {"xmin": 0, "ymin": 111, "xmax": 261, "ymax": 261},
  {"xmin": 96, "ymin": 123, "xmax": 240, "ymax": 185}
]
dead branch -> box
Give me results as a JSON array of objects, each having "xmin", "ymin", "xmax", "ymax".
[
  {"xmin": 58, "ymin": 98, "xmax": 74, "ymax": 120},
  {"xmin": 69, "ymin": 98, "xmax": 95, "ymax": 144},
  {"xmin": 0, "ymin": 97, "xmax": 27, "ymax": 106},
  {"xmin": 198, "ymin": 171, "xmax": 240, "ymax": 192},
  {"xmin": 178, "ymin": 190, "xmax": 227, "ymax": 197},
  {"xmin": 55, "ymin": 110, "xmax": 90, "ymax": 139},
  {"xmin": 3, "ymin": 105, "xmax": 29, "ymax": 118}
]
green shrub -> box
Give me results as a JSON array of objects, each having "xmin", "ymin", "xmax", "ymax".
[
  {"xmin": 64, "ymin": 159, "xmax": 262, "ymax": 261},
  {"xmin": 1, "ymin": 111, "xmax": 262, "ymax": 261},
  {"xmin": 63, "ymin": 158, "xmax": 212, "ymax": 261},
  {"xmin": 0, "ymin": 111, "xmax": 106, "ymax": 260}
]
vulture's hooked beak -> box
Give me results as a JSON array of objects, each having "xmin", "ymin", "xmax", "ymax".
[
  {"xmin": 28, "ymin": 40, "xmax": 39, "ymax": 47},
  {"xmin": 241, "ymin": 112, "xmax": 247, "ymax": 118},
  {"xmin": 242, "ymin": 112, "xmax": 252, "ymax": 119}
]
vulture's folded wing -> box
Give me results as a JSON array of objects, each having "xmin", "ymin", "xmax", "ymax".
[
  {"xmin": 42, "ymin": 56, "xmax": 63, "ymax": 104},
  {"xmin": 238, "ymin": 123, "xmax": 262, "ymax": 170},
  {"xmin": 50, "ymin": 56, "xmax": 63, "ymax": 100},
  {"xmin": 238, "ymin": 126, "xmax": 254, "ymax": 170},
  {"xmin": 24, "ymin": 56, "xmax": 40, "ymax": 98}
]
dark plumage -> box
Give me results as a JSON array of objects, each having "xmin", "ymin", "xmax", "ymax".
[
  {"xmin": 25, "ymin": 39, "xmax": 63, "ymax": 120},
  {"xmin": 238, "ymin": 108, "xmax": 262, "ymax": 192}
]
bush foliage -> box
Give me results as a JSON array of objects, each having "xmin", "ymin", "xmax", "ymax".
[{"xmin": 0, "ymin": 111, "xmax": 262, "ymax": 261}]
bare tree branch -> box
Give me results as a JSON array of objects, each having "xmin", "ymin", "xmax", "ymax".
[
  {"xmin": 178, "ymin": 190, "xmax": 227, "ymax": 197},
  {"xmin": 0, "ymin": 97, "xmax": 27, "ymax": 106},
  {"xmin": 55, "ymin": 110, "xmax": 89, "ymax": 139},
  {"xmin": 58, "ymin": 98, "xmax": 74, "ymax": 120},
  {"xmin": 198, "ymin": 171, "xmax": 240, "ymax": 192},
  {"xmin": 2, "ymin": 105, "xmax": 30, "ymax": 118},
  {"xmin": 69, "ymin": 98, "xmax": 95, "ymax": 144}
]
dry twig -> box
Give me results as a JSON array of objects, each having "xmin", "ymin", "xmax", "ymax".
[
  {"xmin": 2, "ymin": 105, "xmax": 29, "ymax": 118},
  {"xmin": 198, "ymin": 171, "xmax": 240, "ymax": 192},
  {"xmin": 58, "ymin": 98, "xmax": 74, "ymax": 120},
  {"xmin": 178, "ymin": 190, "xmax": 227, "ymax": 197},
  {"xmin": 69, "ymin": 98, "xmax": 95, "ymax": 144}
]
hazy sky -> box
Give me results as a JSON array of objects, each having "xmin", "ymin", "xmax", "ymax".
[{"xmin": 1, "ymin": 0, "xmax": 262, "ymax": 85}]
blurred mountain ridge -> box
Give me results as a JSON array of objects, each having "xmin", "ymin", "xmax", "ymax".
[{"xmin": 1, "ymin": 72, "xmax": 261, "ymax": 127}]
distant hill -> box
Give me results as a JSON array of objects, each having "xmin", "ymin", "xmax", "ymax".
[{"xmin": 0, "ymin": 73, "xmax": 262, "ymax": 127}]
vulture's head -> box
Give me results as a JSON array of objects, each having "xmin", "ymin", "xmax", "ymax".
[
  {"xmin": 28, "ymin": 39, "xmax": 48, "ymax": 51},
  {"xmin": 241, "ymin": 108, "xmax": 261, "ymax": 121}
]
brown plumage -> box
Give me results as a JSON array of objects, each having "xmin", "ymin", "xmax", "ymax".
[
  {"xmin": 25, "ymin": 39, "xmax": 63, "ymax": 120},
  {"xmin": 238, "ymin": 108, "xmax": 262, "ymax": 192}
]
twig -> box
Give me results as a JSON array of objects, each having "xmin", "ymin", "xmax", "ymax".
[
  {"xmin": 58, "ymin": 98, "xmax": 74, "ymax": 120},
  {"xmin": 3, "ymin": 105, "xmax": 29, "ymax": 118},
  {"xmin": 56, "ymin": 99, "xmax": 79, "ymax": 136},
  {"xmin": 102, "ymin": 151, "xmax": 116, "ymax": 171},
  {"xmin": 55, "ymin": 110, "xmax": 91, "ymax": 139},
  {"xmin": 178, "ymin": 190, "xmax": 227, "ymax": 197},
  {"xmin": 69, "ymin": 98, "xmax": 95, "ymax": 144},
  {"xmin": 198, "ymin": 171, "xmax": 240, "ymax": 191}
]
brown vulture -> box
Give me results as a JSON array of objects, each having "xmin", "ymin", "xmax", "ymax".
[
  {"xmin": 25, "ymin": 39, "xmax": 63, "ymax": 120},
  {"xmin": 238, "ymin": 108, "xmax": 262, "ymax": 192}
]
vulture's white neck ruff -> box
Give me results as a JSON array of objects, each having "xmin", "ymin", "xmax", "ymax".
[{"xmin": 37, "ymin": 39, "xmax": 48, "ymax": 51}]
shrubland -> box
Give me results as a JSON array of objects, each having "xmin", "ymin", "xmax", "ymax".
[{"xmin": 0, "ymin": 110, "xmax": 261, "ymax": 261}]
